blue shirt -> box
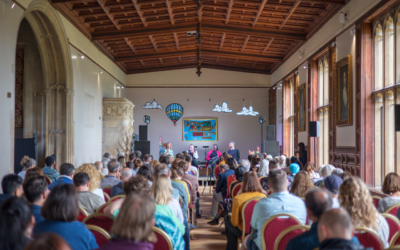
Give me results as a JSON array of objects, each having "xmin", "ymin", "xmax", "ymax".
[
  {"xmin": 250, "ymin": 191, "xmax": 307, "ymax": 250},
  {"xmin": 48, "ymin": 176, "xmax": 73, "ymax": 190},
  {"xmin": 286, "ymin": 221, "xmax": 360, "ymax": 250},
  {"xmin": 154, "ymin": 211, "xmax": 185, "ymax": 250},
  {"xmin": 42, "ymin": 166, "xmax": 59, "ymax": 183},
  {"xmin": 31, "ymin": 204, "xmax": 45, "ymax": 223},
  {"xmin": 0, "ymin": 194, "xmax": 13, "ymax": 205},
  {"xmin": 216, "ymin": 169, "xmax": 235, "ymax": 198},
  {"xmin": 34, "ymin": 220, "xmax": 98, "ymax": 250}
]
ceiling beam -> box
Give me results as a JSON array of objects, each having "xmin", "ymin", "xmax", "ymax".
[
  {"xmin": 165, "ymin": 0, "xmax": 175, "ymax": 25},
  {"xmin": 115, "ymin": 50, "xmax": 196, "ymax": 62},
  {"xmin": 124, "ymin": 38, "xmax": 137, "ymax": 54},
  {"xmin": 95, "ymin": 0, "xmax": 120, "ymax": 30},
  {"xmin": 131, "ymin": 0, "xmax": 148, "ymax": 27},
  {"xmin": 219, "ymin": 33, "xmax": 226, "ymax": 50},
  {"xmin": 148, "ymin": 35, "xmax": 158, "ymax": 51},
  {"xmin": 252, "ymin": 0, "xmax": 268, "ymax": 27},
  {"xmin": 202, "ymin": 49, "xmax": 283, "ymax": 62},
  {"xmin": 241, "ymin": 35, "xmax": 250, "ymax": 52},
  {"xmin": 262, "ymin": 38, "xmax": 274, "ymax": 54},
  {"xmin": 225, "ymin": 0, "xmax": 234, "ymax": 24},
  {"xmin": 139, "ymin": 60, "xmax": 145, "ymax": 67},
  {"xmin": 173, "ymin": 33, "xmax": 179, "ymax": 50},
  {"xmin": 279, "ymin": 0, "xmax": 301, "ymax": 30}
]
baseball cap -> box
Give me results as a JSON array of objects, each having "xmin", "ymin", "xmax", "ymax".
[
  {"xmin": 324, "ymin": 174, "xmax": 343, "ymax": 194},
  {"xmin": 289, "ymin": 163, "xmax": 300, "ymax": 175}
]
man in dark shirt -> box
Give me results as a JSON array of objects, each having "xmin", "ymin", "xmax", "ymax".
[
  {"xmin": 0, "ymin": 174, "xmax": 23, "ymax": 205},
  {"xmin": 23, "ymin": 175, "xmax": 49, "ymax": 223},
  {"xmin": 208, "ymin": 163, "xmax": 234, "ymax": 219},
  {"xmin": 227, "ymin": 141, "xmax": 240, "ymax": 162}
]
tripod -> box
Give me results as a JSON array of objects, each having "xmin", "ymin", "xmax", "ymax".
[{"xmin": 202, "ymin": 157, "xmax": 218, "ymax": 194}]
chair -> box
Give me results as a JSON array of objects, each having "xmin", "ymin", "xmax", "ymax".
[
  {"xmin": 261, "ymin": 213, "xmax": 302, "ymax": 250},
  {"xmin": 274, "ymin": 225, "xmax": 310, "ymax": 250},
  {"xmin": 78, "ymin": 206, "xmax": 88, "ymax": 222},
  {"xmin": 83, "ymin": 213, "xmax": 114, "ymax": 232},
  {"xmin": 228, "ymin": 180, "xmax": 238, "ymax": 198},
  {"xmin": 382, "ymin": 213, "xmax": 400, "ymax": 243},
  {"xmin": 182, "ymin": 179, "xmax": 196, "ymax": 226},
  {"xmin": 86, "ymin": 225, "xmax": 111, "ymax": 247},
  {"xmin": 152, "ymin": 227, "xmax": 173, "ymax": 250},
  {"xmin": 258, "ymin": 176, "xmax": 265, "ymax": 184},
  {"xmin": 390, "ymin": 231, "xmax": 400, "ymax": 246},
  {"xmin": 239, "ymin": 197, "xmax": 265, "ymax": 246},
  {"xmin": 44, "ymin": 175, "xmax": 52, "ymax": 185},
  {"xmin": 103, "ymin": 192, "xmax": 110, "ymax": 203},
  {"xmin": 102, "ymin": 186, "xmax": 112, "ymax": 198},
  {"xmin": 95, "ymin": 203, "xmax": 109, "ymax": 214},
  {"xmin": 108, "ymin": 194, "xmax": 125, "ymax": 203},
  {"xmin": 385, "ymin": 203, "xmax": 400, "ymax": 216},
  {"xmin": 372, "ymin": 195, "xmax": 382, "ymax": 209},
  {"xmin": 231, "ymin": 183, "xmax": 243, "ymax": 199},
  {"xmin": 354, "ymin": 227, "xmax": 384, "ymax": 250},
  {"xmin": 214, "ymin": 166, "xmax": 220, "ymax": 180}
]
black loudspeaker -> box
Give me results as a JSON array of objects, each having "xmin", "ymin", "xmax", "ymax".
[
  {"xmin": 396, "ymin": 105, "xmax": 400, "ymax": 132},
  {"xmin": 309, "ymin": 121, "xmax": 320, "ymax": 137},
  {"xmin": 139, "ymin": 125, "xmax": 148, "ymax": 141},
  {"xmin": 134, "ymin": 141, "xmax": 150, "ymax": 159},
  {"xmin": 266, "ymin": 125, "xmax": 275, "ymax": 141},
  {"xmin": 264, "ymin": 141, "xmax": 280, "ymax": 156}
]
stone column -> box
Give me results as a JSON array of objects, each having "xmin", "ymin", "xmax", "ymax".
[{"xmin": 102, "ymin": 98, "xmax": 135, "ymax": 158}]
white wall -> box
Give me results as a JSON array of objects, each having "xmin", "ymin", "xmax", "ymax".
[
  {"xmin": 298, "ymin": 65, "xmax": 308, "ymax": 146},
  {"xmin": 71, "ymin": 46, "xmax": 127, "ymax": 167},
  {"xmin": 127, "ymin": 88, "xmax": 269, "ymax": 159}
]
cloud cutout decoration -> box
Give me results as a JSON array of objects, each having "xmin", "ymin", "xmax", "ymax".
[
  {"xmin": 237, "ymin": 105, "xmax": 259, "ymax": 116},
  {"xmin": 142, "ymin": 100, "xmax": 163, "ymax": 109},
  {"xmin": 212, "ymin": 102, "xmax": 233, "ymax": 113}
]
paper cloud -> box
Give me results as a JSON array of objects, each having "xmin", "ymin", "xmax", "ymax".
[
  {"xmin": 142, "ymin": 100, "xmax": 163, "ymax": 109},
  {"xmin": 212, "ymin": 102, "xmax": 233, "ymax": 113},
  {"xmin": 236, "ymin": 105, "xmax": 259, "ymax": 116}
]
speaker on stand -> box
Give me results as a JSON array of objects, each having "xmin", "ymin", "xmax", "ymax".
[{"xmin": 309, "ymin": 121, "xmax": 320, "ymax": 166}]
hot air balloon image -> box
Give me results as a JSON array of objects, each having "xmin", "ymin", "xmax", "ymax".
[{"xmin": 165, "ymin": 103, "xmax": 184, "ymax": 126}]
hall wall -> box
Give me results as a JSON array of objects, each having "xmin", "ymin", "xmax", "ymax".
[{"xmin": 127, "ymin": 88, "xmax": 269, "ymax": 159}]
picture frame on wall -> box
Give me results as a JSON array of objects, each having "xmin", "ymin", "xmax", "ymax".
[
  {"xmin": 336, "ymin": 54, "xmax": 353, "ymax": 126},
  {"xmin": 182, "ymin": 118, "xmax": 218, "ymax": 142},
  {"xmin": 297, "ymin": 83, "xmax": 307, "ymax": 132}
]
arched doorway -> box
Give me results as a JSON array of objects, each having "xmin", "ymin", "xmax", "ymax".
[{"xmin": 14, "ymin": 0, "xmax": 73, "ymax": 170}]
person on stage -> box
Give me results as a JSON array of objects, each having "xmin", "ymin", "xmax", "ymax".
[
  {"xmin": 187, "ymin": 144, "xmax": 199, "ymax": 167},
  {"xmin": 206, "ymin": 144, "xmax": 221, "ymax": 166},
  {"xmin": 162, "ymin": 142, "xmax": 174, "ymax": 157},
  {"xmin": 227, "ymin": 141, "xmax": 240, "ymax": 162}
]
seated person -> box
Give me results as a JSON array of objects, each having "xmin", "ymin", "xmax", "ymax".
[
  {"xmin": 126, "ymin": 161, "xmax": 136, "ymax": 176},
  {"xmin": 257, "ymin": 159, "xmax": 269, "ymax": 178},
  {"xmin": 42, "ymin": 156, "xmax": 59, "ymax": 183},
  {"xmin": 0, "ymin": 174, "xmax": 24, "ymax": 204},
  {"xmin": 133, "ymin": 159, "xmax": 143, "ymax": 175},
  {"xmin": 93, "ymin": 161, "xmax": 104, "ymax": 179},
  {"xmin": 48, "ymin": 163, "xmax": 74, "ymax": 190},
  {"xmin": 23, "ymin": 175, "xmax": 49, "ymax": 223},
  {"xmin": 100, "ymin": 159, "xmax": 122, "ymax": 188},
  {"xmin": 260, "ymin": 159, "xmax": 279, "ymax": 192},
  {"xmin": 225, "ymin": 172, "xmax": 267, "ymax": 249},
  {"xmin": 287, "ymin": 163, "xmax": 300, "ymax": 190},
  {"xmin": 239, "ymin": 159, "xmax": 251, "ymax": 173},
  {"xmin": 317, "ymin": 208, "xmax": 366, "ymax": 250},
  {"xmin": 73, "ymin": 172, "xmax": 105, "ymax": 215},
  {"xmin": 185, "ymin": 154, "xmax": 198, "ymax": 178},
  {"xmin": 110, "ymin": 168, "xmax": 133, "ymax": 197},
  {"xmin": 228, "ymin": 166, "xmax": 246, "ymax": 199},
  {"xmin": 171, "ymin": 164, "xmax": 190, "ymax": 204},
  {"xmin": 379, "ymin": 173, "xmax": 400, "ymax": 213},
  {"xmin": 250, "ymin": 155, "xmax": 261, "ymax": 172},
  {"xmin": 137, "ymin": 165, "xmax": 153, "ymax": 187},
  {"xmin": 75, "ymin": 164, "xmax": 105, "ymax": 201},
  {"xmin": 25, "ymin": 233, "xmax": 71, "ymax": 250},
  {"xmin": 18, "ymin": 156, "xmax": 36, "ymax": 180},
  {"xmin": 181, "ymin": 161, "xmax": 199, "ymax": 207},
  {"xmin": 324, "ymin": 174, "xmax": 342, "ymax": 208},
  {"xmin": 34, "ymin": 184, "xmax": 98, "ymax": 250},
  {"xmin": 0, "ymin": 197, "xmax": 34, "ymax": 250},
  {"xmin": 289, "ymin": 171, "xmax": 314, "ymax": 198},
  {"xmin": 96, "ymin": 193, "xmax": 157, "ymax": 250},
  {"xmin": 242, "ymin": 169, "xmax": 306, "ymax": 250},
  {"xmin": 286, "ymin": 188, "xmax": 359, "ymax": 250},
  {"xmin": 304, "ymin": 162, "xmax": 320, "ymax": 179}
]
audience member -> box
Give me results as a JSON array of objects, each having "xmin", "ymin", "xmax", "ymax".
[
  {"xmin": 110, "ymin": 168, "xmax": 133, "ymax": 197},
  {"xmin": 339, "ymin": 176, "xmax": 389, "ymax": 248},
  {"xmin": 247, "ymin": 154, "xmax": 253, "ymax": 162},
  {"xmin": 128, "ymin": 152, "xmax": 136, "ymax": 163},
  {"xmin": 97, "ymin": 194, "xmax": 157, "ymax": 250},
  {"xmin": 185, "ymin": 154, "xmax": 198, "ymax": 177},
  {"xmin": 266, "ymin": 154, "xmax": 273, "ymax": 161},
  {"xmin": 379, "ymin": 172, "xmax": 400, "ymax": 213},
  {"xmin": 324, "ymin": 174, "xmax": 342, "ymax": 208},
  {"xmin": 134, "ymin": 150, "xmax": 142, "ymax": 160},
  {"xmin": 181, "ymin": 161, "xmax": 199, "ymax": 207},
  {"xmin": 228, "ymin": 166, "xmax": 246, "ymax": 199},
  {"xmin": 317, "ymin": 208, "xmax": 365, "ymax": 250},
  {"xmin": 171, "ymin": 164, "xmax": 190, "ymax": 204},
  {"xmin": 260, "ymin": 159, "xmax": 279, "ymax": 192},
  {"xmin": 287, "ymin": 163, "xmax": 300, "ymax": 189},
  {"xmin": 304, "ymin": 162, "xmax": 320, "ymax": 178},
  {"xmin": 150, "ymin": 159, "xmax": 160, "ymax": 168},
  {"xmin": 290, "ymin": 170, "xmax": 314, "ymax": 197},
  {"xmin": 0, "ymin": 197, "xmax": 34, "ymax": 250},
  {"xmin": 133, "ymin": 159, "xmax": 143, "ymax": 174},
  {"xmin": 285, "ymin": 158, "xmax": 291, "ymax": 169},
  {"xmin": 258, "ymin": 159, "xmax": 269, "ymax": 177},
  {"xmin": 279, "ymin": 155, "xmax": 287, "ymax": 169},
  {"xmin": 250, "ymin": 155, "xmax": 261, "ymax": 172},
  {"xmin": 18, "ymin": 156, "xmax": 36, "ymax": 179},
  {"xmin": 24, "ymin": 167, "xmax": 44, "ymax": 182},
  {"xmin": 93, "ymin": 161, "xmax": 104, "ymax": 179},
  {"xmin": 159, "ymin": 155, "xmax": 170, "ymax": 167},
  {"xmin": 339, "ymin": 172, "xmax": 352, "ymax": 181},
  {"xmin": 298, "ymin": 142, "xmax": 308, "ymax": 166},
  {"xmin": 225, "ymin": 172, "xmax": 267, "ymax": 249},
  {"xmin": 73, "ymin": 172, "xmax": 105, "ymax": 215},
  {"xmin": 243, "ymin": 169, "xmax": 306, "ymax": 250},
  {"xmin": 42, "ymin": 156, "xmax": 59, "ymax": 182},
  {"xmin": 143, "ymin": 154, "xmax": 152, "ymax": 164},
  {"xmin": 331, "ymin": 168, "xmax": 344, "ymax": 176},
  {"xmin": 34, "ymin": 184, "xmax": 98, "ymax": 250},
  {"xmin": 117, "ymin": 156, "xmax": 126, "ymax": 168},
  {"xmin": 100, "ymin": 159, "xmax": 122, "ymax": 188},
  {"xmin": 137, "ymin": 165, "xmax": 153, "ymax": 186},
  {"xmin": 101, "ymin": 152, "xmax": 112, "ymax": 176},
  {"xmin": 76, "ymin": 164, "xmax": 104, "ymax": 200},
  {"xmin": 25, "ymin": 233, "xmax": 71, "ymax": 250},
  {"xmin": 239, "ymin": 159, "xmax": 251, "ymax": 173},
  {"xmin": 0, "ymin": 174, "xmax": 23, "ymax": 204},
  {"xmin": 48, "ymin": 163, "xmax": 74, "ymax": 190},
  {"xmin": 23, "ymin": 175, "xmax": 49, "ymax": 223},
  {"xmin": 319, "ymin": 164, "xmax": 336, "ymax": 178}
]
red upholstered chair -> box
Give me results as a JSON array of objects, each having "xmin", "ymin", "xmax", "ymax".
[
  {"xmin": 78, "ymin": 206, "xmax": 88, "ymax": 222},
  {"xmin": 261, "ymin": 213, "xmax": 302, "ymax": 250},
  {"xmin": 390, "ymin": 231, "xmax": 400, "ymax": 246},
  {"xmin": 385, "ymin": 203, "xmax": 400, "ymax": 216},
  {"xmin": 152, "ymin": 227, "xmax": 173, "ymax": 250},
  {"xmin": 44, "ymin": 175, "xmax": 52, "ymax": 185},
  {"xmin": 239, "ymin": 197, "xmax": 265, "ymax": 246},
  {"xmin": 372, "ymin": 195, "xmax": 382, "ymax": 209},
  {"xmin": 83, "ymin": 213, "xmax": 114, "ymax": 232},
  {"xmin": 102, "ymin": 187, "xmax": 112, "ymax": 198},
  {"xmin": 182, "ymin": 179, "xmax": 196, "ymax": 226},
  {"xmin": 354, "ymin": 227, "xmax": 384, "ymax": 250},
  {"xmin": 86, "ymin": 225, "xmax": 111, "ymax": 247},
  {"xmin": 95, "ymin": 203, "xmax": 109, "ymax": 214},
  {"xmin": 103, "ymin": 192, "xmax": 110, "ymax": 203},
  {"xmin": 274, "ymin": 225, "xmax": 310, "ymax": 250},
  {"xmin": 108, "ymin": 194, "xmax": 125, "ymax": 203},
  {"xmin": 214, "ymin": 166, "xmax": 220, "ymax": 180},
  {"xmin": 382, "ymin": 213, "xmax": 400, "ymax": 243},
  {"xmin": 231, "ymin": 183, "xmax": 243, "ymax": 199}
]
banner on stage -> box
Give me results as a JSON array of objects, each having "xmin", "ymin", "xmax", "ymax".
[{"xmin": 182, "ymin": 118, "xmax": 218, "ymax": 142}]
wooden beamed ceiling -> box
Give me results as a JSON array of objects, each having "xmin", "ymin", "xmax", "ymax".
[{"xmin": 52, "ymin": 0, "xmax": 349, "ymax": 75}]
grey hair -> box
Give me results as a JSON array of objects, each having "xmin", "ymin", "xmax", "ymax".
[
  {"xmin": 258, "ymin": 160, "xmax": 269, "ymax": 177},
  {"xmin": 107, "ymin": 159, "xmax": 120, "ymax": 174},
  {"xmin": 121, "ymin": 168, "xmax": 133, "ymax": 180},
  {"xmin": 23, "ymin": 158, "xmax": 36, "ymax": 170},
  {"xmin": 154, "ymin": 164, "xmax": 171, "ymax": 177},
  {"xmin": 103, "ymin": 152, "xmax": 111, "ymax": 158},
  {"xmin": 266, "ymin": 154, "xmax": 273, "ymax": 161},
  {"xmin": 319, "ymin": 164, "xmax": 336, "ymax": 178},
  {"xmin": 239, "ymin": 159, "xmax": 251, "ymax": 172},
  {"xmin": 331, "ymin": 168, "xmax": 344, "ymax": 176},
  {"xmin": 220, "ymin": 164, "xmax": 229, "ymax": 171}
]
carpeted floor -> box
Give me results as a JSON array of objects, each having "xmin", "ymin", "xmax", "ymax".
[{"xmin": 190, "ymin": 186, "xmax": 227, "ymax": 250}]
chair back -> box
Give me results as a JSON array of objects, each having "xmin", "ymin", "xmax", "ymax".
[
  {"xmin": 231, "ymin": 183, "xmax": 242, "ymax": 199},
  {"xmin": 258, "ymin": 176, "xmax": 265, "ymax": 184},
  {"xmin": 78, "ymin": 206, "xmax": 88, "ymax": 222},
  {"xmin": 102, "ymin": 187, "xmax": 112, "ymax": 198},
  {"xmin": 229, "ymin": 180, "xmax": 238, "ymax": 198},
  {"xmin": 385, "ymin": 203, "xmax": 400, "ymax": 216},
  {"xmin": 372, "ymin": 195, "xmax": 382, "ymax": 209},
  {"xmin": 96, "ymin": 203, "xmax": 109, "ymax": 214},
  {"xmin": 382, "ymin": 213, "xmax": 400, "ymax": 243},
  {"xmin": 103, "ymin": 192, "xmax": 110, "ymax": 203},
  {"xmin": 182, "ymin": 179, "xmax": 193, "ymax": 193},
  {"xmin": 44, "ymin": 175, "xmax": 52, "ymax": 185},
  {"xmin": 86, "ymin": 225, "xmax": 111, "ymax": 247},
  {"xmin": 152, "ymin": 227, "xmax": 173, "ymax": 250},
  {"xmin": 390, "ymin": 231, "xmax": 400, "ymax": 247},
  {"xmin": 241, "ymin": 197, "xmax": 264, "ymax": 239},
  {"xmin": 261, "ymin": 213, "xmax": 302, "ymax": 250},
  {"xmin": 354, "ymin": 227, "xmax": 384, "ymax": 250},
  {"xmin": 214, "ymin": 166, "xmax": 220, "ymax": 180},
  {"xmin": 83, "ymin": 213, "xmax": 114, "ymax": 232},
  {"xmin": 108, "ymin": 194, "xmax": 125, "ymax": 203},
  {"xmin": 274, "ymin": 225, "xmax": 310, "ymax": 250}
]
